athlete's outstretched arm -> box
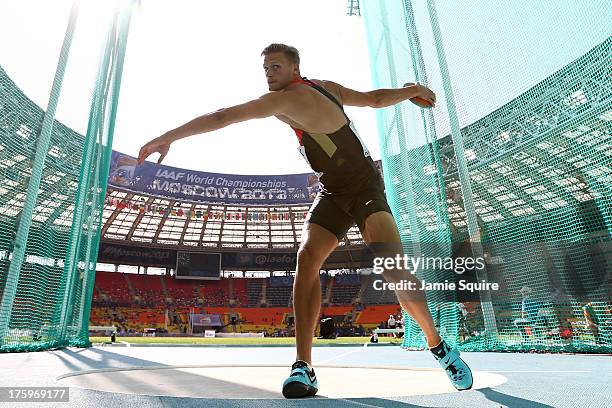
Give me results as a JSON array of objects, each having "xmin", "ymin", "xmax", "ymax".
[
  {"xmin": 137, "ymin": 92, "xmax": 289, "ymax": 165},
  {"xmin": 324, "ymin": 80, "xmax": 436, "ymax": 109}
]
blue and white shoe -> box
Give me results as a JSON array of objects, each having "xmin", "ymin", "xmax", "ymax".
[
  {"xmin": 282, "ymin": 360, "xmax": 318, "ymax": 398},
  {"xmin": 431, "ymin": 340, "xmax": 473, "ymax": 390}
]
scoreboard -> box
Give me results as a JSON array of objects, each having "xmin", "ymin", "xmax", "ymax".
[{"xmin": 175, "ymin": 252, "xmax": 221, "ymax": 280}]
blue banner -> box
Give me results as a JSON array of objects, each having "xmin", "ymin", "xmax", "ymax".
[
  {"xmin": 108, "ymin": 151, "xmax": 320, "ymax": 205},
  {"xmin": 98, "ymin": 243, "xmax": 376, "ymax": 270},
  {"xmin": 222, "ymin": 251, "xmax": 298, "ymax": 270},
  {"xmin": 269, "ymin": 276, "xmax": 295, "ymax": 287},
  {"xmin": 334, "ymin": 274, "xmax": 361, "ymax": 286}
]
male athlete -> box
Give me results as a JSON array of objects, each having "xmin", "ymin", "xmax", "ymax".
[{"xmin": 137, "ymin": 43, "xmax": 473, "ymax": 398}]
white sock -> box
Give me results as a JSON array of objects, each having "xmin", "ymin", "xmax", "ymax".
[{"xmin": 429, "ymin": 339, "xmax": 444, "ymax": 351}]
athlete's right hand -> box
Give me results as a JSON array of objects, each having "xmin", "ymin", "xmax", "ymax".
[{"xmin": 137, "ymin": 134, "xmax": 173, "ymax": 165}]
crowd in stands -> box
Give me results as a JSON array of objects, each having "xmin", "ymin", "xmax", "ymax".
[
  {"xmin": 93, "ymin": 272, "xmax": 232, "ymax": 308},
  {"xmin": 90, "ymin": 272, "xmax": 610, "ymax": 343},
  {"xmin": 91, "ymin": 271, "xmax": 383, "ymax": 336}
]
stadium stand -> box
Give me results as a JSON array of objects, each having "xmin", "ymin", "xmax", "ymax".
[
  {"xmin": 90, "ymin": 272, "xmax": 402, "ymax": 335},
  {"xmin": 231, "ymin": 277, "xmax": 248, "ymax": 306},
  {"xmin": 247, "ymin": 279, "xmax": 264, "ymax": 306},
  {"xmin": 330, "ymin": 274, "xmax": 362, "ymax": 305},
  {"xmin": 361, "ymin": 275, "xmax": 398, "ymax": 305}
]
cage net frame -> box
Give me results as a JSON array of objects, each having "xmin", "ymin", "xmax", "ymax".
[
  {"xmin": 0, "ymin": 1, "xmax": 137, "ymax": 352},
  {"xmin": 0, "ymin": 0, "xmax": 610, "ymax": 354},
  {"xmin": 360, "ymin": 0, "xmax": 611, "ymax": 352}
]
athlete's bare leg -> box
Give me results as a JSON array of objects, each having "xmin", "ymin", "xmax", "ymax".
[
  {"xmin": 293, "ymin": 222, "xmax": 339, "ymax": 364},
  {"xmin": 361, "ymin": 211, "xmax": 441, "ymax": 348}
]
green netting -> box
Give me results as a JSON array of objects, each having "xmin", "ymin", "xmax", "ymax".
[
  {"xmin": 361, "ymin": 0, "xmax": 611, "ymax": 352},
  {"xmin": 0, "ymin": 1, "xmax": 137, "ymax": 352}
]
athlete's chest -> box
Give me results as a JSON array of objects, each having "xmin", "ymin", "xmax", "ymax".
[
  {"xmin": 274, "ymin": 106, "xmax": 347, "ymax": 134},
  {"xmin": 274, "ymin": 85, "xmax": 347, "ymax": 133},
  {"xmin": 274, "ymin": 114, "xmax": 301, "ymax": 129}
]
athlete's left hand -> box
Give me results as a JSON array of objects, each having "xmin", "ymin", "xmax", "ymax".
[{"xmin": 404, "ymin": 83, "xmax": 436, "ymax": 107}]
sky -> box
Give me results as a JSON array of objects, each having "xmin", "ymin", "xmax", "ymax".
[{"xmin": 0, "ymin": 0, "xmax": 380, "ymax": 175}]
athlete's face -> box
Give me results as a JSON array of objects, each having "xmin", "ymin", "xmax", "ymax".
[{"xmin": 263, "ymin": 52, "xmax": 299, "ymax": 91}]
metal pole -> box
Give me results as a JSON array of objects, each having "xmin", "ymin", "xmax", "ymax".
[
  {"xmin": 76, "ymin": 0, "xmax": 138, "ymax": 339},
  {"xmin": 425, "ymin": 0, "xmax": 499, "ymax": 338},
  {"xmin": 0, "ymin": 0, "xmax": 81, "ymax": 345},
  {"xmin": 57, "ymin": 7, "xmax": 119, "ymax": 341},
  {"xmin": 402, "ymin": 0, "xmax": 457, "ymax": 339},
  {"xmin": 377, "ymin": 0, "xmax": 422, "ymax": 260}
]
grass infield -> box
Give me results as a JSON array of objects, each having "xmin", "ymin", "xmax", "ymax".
[{"xmin": 89, "ymin": 336, "xmax": 403, "ymax": 346}]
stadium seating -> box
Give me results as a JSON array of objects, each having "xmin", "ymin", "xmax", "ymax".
[
  {"xmin": 330, "ymin": 274, "xmax": 362, "ymax": 305},
  {"xmin": 91, "ymin": 272, "xmax": 402, "ymax": 335},
  {"xmin": 232, "ymin": 278, "xmax": 248, "ymax": 306},
  {"xmin": 355, "ymin": 304, "xmax": 401, "ymax": 326},
  {"xmin": 93, "ymin": 271, "xmax": 132, "ymax": 306},
  {"xmin": 247, "ymin": 279, "xmax": 264, "ymax": 306},
  {"xmin": 266, "ymin": 285, "xmax": 292, "ymax": 307},
  {"xmin": 360, "ymin": 275, "xmax": 397, "ymax": 304},
  {"xmin": 127, "ymin": 274, "xmax": 165, "ymax": 306}
]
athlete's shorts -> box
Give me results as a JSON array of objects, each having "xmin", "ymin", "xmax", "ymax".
[{"xmin": 305, "ymin": 175, "xmax": 393, "ymax": 241}]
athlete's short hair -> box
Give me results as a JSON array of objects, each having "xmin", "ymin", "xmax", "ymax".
[{"xmin": 261, "ymin": 43, "xmax": 300, "ymax": 65}]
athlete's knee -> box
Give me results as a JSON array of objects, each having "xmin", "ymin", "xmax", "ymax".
[
  {"xmin": 367, "ymin": 240, "xmax": 403, "ymax": 261},
  {"xmin": 362, "ymin": 214, "xmax": 401, "ymax": 248},
  {"xmin": 296, "ymin": 244, "xmax": 321, "ymax": 268}
]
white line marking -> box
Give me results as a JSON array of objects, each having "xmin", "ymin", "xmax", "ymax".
[
  {"xmin": 488, "ymin": 370, "xmax": 590, "ymax": 373},
  {"xmin": 119, "ymin": 341, "xmax": 131, "ymax": 347},
  {"xmin": 335, "ymin": 399, "xmax": 382, "ymax": 408},
  {"xmin": 316, "ymin": 348, "xmax": 364, "ymax": 365}
]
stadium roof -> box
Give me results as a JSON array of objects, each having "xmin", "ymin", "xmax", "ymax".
[{"xmin": 0, "ymin": 37, "xmax": 609, "ymax": 249}]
